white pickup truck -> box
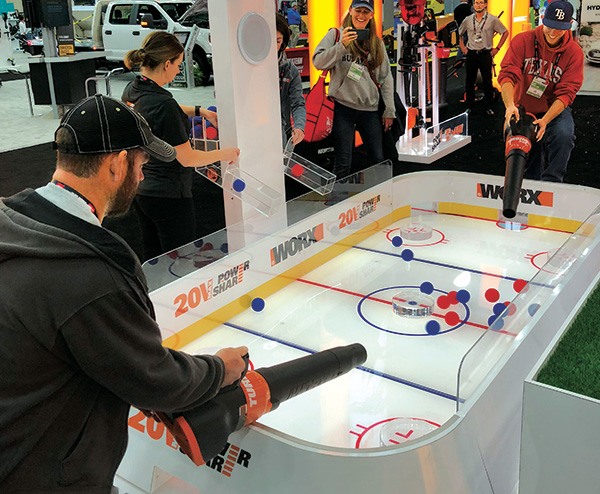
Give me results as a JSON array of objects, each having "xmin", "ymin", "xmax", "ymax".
[
  {"xmin": 93, "ymin": 0, "xmax": 212, "ymax": 84},
  {"xmin": 27, "ymin": 0, "xmax": 213, "ymax": 85}
]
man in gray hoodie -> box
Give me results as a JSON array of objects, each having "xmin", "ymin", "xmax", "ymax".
[{"xmin": 0, "ymin": 94, "xmax": 247, "ymax": 494}]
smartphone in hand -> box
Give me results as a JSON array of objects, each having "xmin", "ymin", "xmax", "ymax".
[{"xmin": 351, "ymin": 28, "xmax": 370, "ymax": 41}]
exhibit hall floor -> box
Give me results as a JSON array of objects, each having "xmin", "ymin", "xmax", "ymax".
[{"xmin": 0, "ymin": 44, "xmax": 219, "ymax": 153}]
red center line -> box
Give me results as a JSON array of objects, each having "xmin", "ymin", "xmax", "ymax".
[{"xmin": 297, "ymin": 278, "xmax": 516, "ymax": 335}]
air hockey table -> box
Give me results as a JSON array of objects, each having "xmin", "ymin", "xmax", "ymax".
[{"xmin": 114, "ymin": 164, "xmax": 600, "ymax": 494}]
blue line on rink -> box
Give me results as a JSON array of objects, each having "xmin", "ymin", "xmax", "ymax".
[
  {"xmin": 357, "ymin": 365, "xmax": 464, "ymax": 403},
  {"xmin": 225, "ymin": 321, "xmax": 317, "ymax": 354},
  {"xmin": 223, "ymin": 321, "xmax": 462, "ymax": 403},
  {"xmin": 352, "ymin": 245, "xmax": 551, "ymax": 287}
]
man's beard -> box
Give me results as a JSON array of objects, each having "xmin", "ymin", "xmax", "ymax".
[{"xmin": 106, "ymin": 152, "xmax": 139, "ymax": 217}]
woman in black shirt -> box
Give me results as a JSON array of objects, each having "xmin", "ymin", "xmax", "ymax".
[{"xmin": 122, "ymin": 31, "xmax": 239, "ymax": 262}]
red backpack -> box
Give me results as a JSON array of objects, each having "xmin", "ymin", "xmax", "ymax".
[{"xmin": 303, "ymin": 29, "xmax": 340, "ymax": 143}]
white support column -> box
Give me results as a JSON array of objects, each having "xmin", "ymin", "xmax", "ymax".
[{"xmin": 208, "ymin": 0, "xmax": 287, "ymax": 251}]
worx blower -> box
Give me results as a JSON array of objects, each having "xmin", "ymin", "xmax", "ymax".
[
  {"xmin": 144, "ymin": 343, "xmax": 368, "ymax": 466},
  {"xmin": 503, "ymin": 106, "xmax": 538, "ymax": 219}
]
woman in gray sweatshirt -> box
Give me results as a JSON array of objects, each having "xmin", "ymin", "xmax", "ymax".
[{"xmin": 313, "ymin": 0, "xmax": 395, "ymax": 178}]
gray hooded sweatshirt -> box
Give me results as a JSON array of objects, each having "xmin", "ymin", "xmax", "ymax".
[{"xmin": 313, "ymin": 28, "xmax": 395, "ymax": 119}]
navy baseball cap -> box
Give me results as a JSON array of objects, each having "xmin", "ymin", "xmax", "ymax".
[
  {"xmin": 54, "ymin": 94, "xmax": 176, "ymax": 161},
  {"xmin": 351, "ymin": 0, "xmax": 375, "ymax": 11},
  {"xmin": 542, "ymin": 0, "xmax": 574, "ymax": 30}
]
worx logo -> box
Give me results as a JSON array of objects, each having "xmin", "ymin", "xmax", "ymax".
[
  {"xmin": 205, "ymin": 442, "xmax": 252, "ymax": 478},
  {"xmin": 477, "ymin": 183, "xmax": 554, "ymax": 207},
  {"xmin": 270, "ymin": 223, "xmax": 325, "ymax": 266}
]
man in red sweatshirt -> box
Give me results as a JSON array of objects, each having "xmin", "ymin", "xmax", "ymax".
[{"xmin": 498, "ymin": 0, "xmax": 583, "ymax": 182}]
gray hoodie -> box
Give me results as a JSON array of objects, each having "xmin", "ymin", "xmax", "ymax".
[
  {"xmin": 313, "ymin": 28, "xmax": 395, "ymax": 119},
  {"xmin": 279, "ymin": 52, "xmax": 306, "ymax": 148}
]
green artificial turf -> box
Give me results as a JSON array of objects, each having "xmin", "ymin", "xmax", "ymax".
[{"xmin": 535, "ymin": 281, "xmax": 600, "ymax": 400}]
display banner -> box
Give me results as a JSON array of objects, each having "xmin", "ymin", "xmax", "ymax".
[
  {"xmin": 579, "ymin": 0, "xmax": 600, "ymax": 94},
  {"xmin": 581, "ymin": 0, "xmax": 600, "ymax": 23}
]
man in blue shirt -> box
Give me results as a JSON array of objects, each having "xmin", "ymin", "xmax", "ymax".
[{"xmin": 287, "ymin": 2, "xmax": 301, "ymax": 48}]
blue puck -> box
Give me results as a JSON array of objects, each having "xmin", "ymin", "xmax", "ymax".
[
  {"xmin": 493, "ymin": 302, "xmax": 506, "ymax": 316},
  {"xmin": 233, "ymin": 179, "xmax": 246, "ymax": 192},
  {"xmin": 401, "ymin": 249, "xmax": 414, "ymax": 261},
  {"xmin": 426, "ymin": 320, "xmax": 440, "ymax": 335},
  {"xmin": 420, "ymin": 281, "xmax": 434, "ymax": 295},
  {"xmin": 490, "ymin": 317, "xmax": 505, "ymax": 330},
  {"xmin": 528, "ymin": 303, "xmax": 541, "ymax": 317},
  {"xmin": 391, "ymin": 236, "xmax": 403, "ymax": 247},
  {"xmin": 456, "ymin": 289, "xmax": 471, "ymax": 303},
  {"xmin": 251, "ymin": 297, "xmax": 265, "ymax": 312}
]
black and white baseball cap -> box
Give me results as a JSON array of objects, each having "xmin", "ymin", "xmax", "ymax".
[{"xmin": 54, "ymin": 94, "xmax": 176, "ymax": 162}]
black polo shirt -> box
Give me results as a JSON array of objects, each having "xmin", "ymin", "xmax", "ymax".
[{"xmin": 122, "ymin": 75, "xmax": 193, "ymax": 198}]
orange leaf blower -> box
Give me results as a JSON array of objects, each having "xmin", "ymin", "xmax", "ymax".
[{"xmin": 145, "ymin": 343, "xmax": 368, "ymax": 466}]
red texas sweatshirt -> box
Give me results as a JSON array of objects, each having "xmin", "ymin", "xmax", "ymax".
[{"xmin": 498, "ymin": 25, "xmax": 583, "ymax": 116}]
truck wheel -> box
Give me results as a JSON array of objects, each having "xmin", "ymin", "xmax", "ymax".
[{"xmin": 192, "ymin": 51, "xmax": 211, "ymax": 86}]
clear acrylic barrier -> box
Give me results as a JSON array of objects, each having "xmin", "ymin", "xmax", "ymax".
[
  {"xmin": 286, "ymin": 160, "xmax": 393, "ymax": 226},
  {"xmin": 192, "ymin": 137, "xmax": 282, "ymax": 217},
  {"xmin": 194, "ymin": 162, "xmax": 281, "ymax": 217},
  {"xmin": 456, "ymin": 205, "xmax": 600, "ymax": 410},
  {"xmin": 192, "ymin": 138, "xmax": 219, "ymax": 152},
  {"xmin": 425, "ymin": 112, "xmax": 469, "ymax": 157},
  {"xmin": 142, "ymin": 161, "xmax": 394, "ymax": 294},
  {"xmin": 397, "ymin": 112, "xmax": 469, "ymax": 160},
  {"xmin": 283, "ymin": 138, "xmax": 337, "ymax": 195}
]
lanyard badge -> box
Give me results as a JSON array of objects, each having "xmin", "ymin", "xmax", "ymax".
[
  {"xmin": 526, "ymin": 76, "xmax": 548, "ymax": 98},
  {"xmin": 347, "ymin": 61, "xmax": 364, "ymax": 82},
  {"xmin": 472, "ymin": 13, "xmax": 487, "ymax": 42},
  {"xmin": 527, "ymin": 39, "xmax": 563, "ymax": 98}
]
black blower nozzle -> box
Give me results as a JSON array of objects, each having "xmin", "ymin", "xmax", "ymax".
[
  {"xmin": 144, "ymin": 343, "xmax": 367, "ymax": 466},
  {"xmin": 503, "ymin": 107, "xmax": 538, "ymax": 219}
]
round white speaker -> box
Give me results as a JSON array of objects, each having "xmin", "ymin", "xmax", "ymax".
[{"xmin": 237, "ymin": 12, "xmax": 271, "ymax": 65}]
